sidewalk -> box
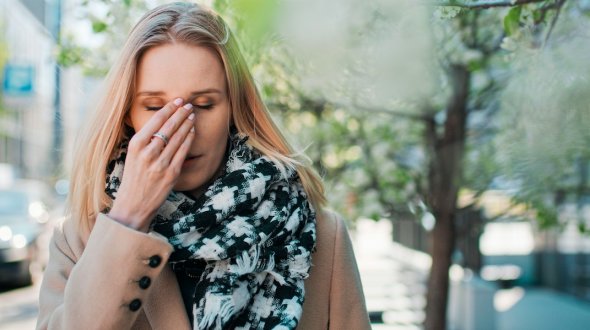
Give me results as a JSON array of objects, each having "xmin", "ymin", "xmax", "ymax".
[
  {"xmin": 353, "ymin": 218, "xmax": 429, "ymax": 329},
  {"xmin": 351, "ymin": 218, "xmax": 590, "ymax": 330},
  {"xmin": 497, "ymin": 288, "xmax": 590, "ymax": 330},
  {"xmin": 0, "ymin": 282, "xmax": 40, "ymax": 330}
]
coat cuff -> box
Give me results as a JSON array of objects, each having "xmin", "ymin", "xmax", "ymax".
[{"xmin": 63, "ymin": 212, "xmax": 174, "ymax": 329}]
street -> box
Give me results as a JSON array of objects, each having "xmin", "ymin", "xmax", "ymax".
[
  {"xmin": 0, "ymin": 276, "xmax": 41, "ymax": 329},
  {"xmin": 3, "ymin": 218, "xmax": 590, "ymax": 330},
  {"xmin": 0, "ymin": 208, "xmax": 54, "ymax": 330}
]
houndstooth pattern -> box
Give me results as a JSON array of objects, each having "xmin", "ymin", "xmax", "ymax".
[{"xmin": 105, "ymin": 128, "xmax": 316, "ymax": 330}]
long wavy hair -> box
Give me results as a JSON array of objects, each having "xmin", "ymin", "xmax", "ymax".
[{"xmin": 67, "ymin": 2, "xmax": 327, "ymax": 232}]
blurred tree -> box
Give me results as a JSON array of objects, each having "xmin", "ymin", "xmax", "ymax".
[
  {"xmin": 264, "ymin": 1, "xmax": 582, "ymax": 329},
  {"xmin": 55, "ymin": 0, "xmax": 151, "ymax": 75},
  {"xmin": 496, "ymin": 15, "xmax": 590, "ymax": 230}
]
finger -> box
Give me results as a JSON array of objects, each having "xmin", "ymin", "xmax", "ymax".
[
  {"xmin": 145, "ymin": 102, "xmax": 194, "ymax": 154},
  {"xmin": 169, "ymin": 128, "xmax": 195, "ymax": 170},
  {"xmin": 159, "ymin": 114, "xmax": 195, "ymax": 165},
  {"xmin": 133, "ymin": 97, "xmax": 184, "ymax": 146}
]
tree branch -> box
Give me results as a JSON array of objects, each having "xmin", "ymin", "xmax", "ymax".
[
  {"xmin": 357, "ymin": 106, "xmax": 433, "ymax": 120},
  {"xmin": 416, "ymin": 0, "xmax": 547, "ymax": 9},
  {"xmin": 343, "ymin": 102, "xmax": 436, "ymax": 121},
  {"xmin": 542, "ymin": 0, "xmax": 567, "ymax": 49},
  {"xmin": 534, "ymin": 2, "xmax": 561, "ymax": 25}
]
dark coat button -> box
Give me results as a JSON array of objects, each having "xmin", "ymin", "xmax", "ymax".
[
  {"xmin": 139, "ymin": 276, "xmax": 151, "ymax": 289},
  {"xmin": 129, "ymin": 299, "xmax": 142, "ymax": 312},
  {"xmin": 148, "ymin": 255, "xmax": 162, "ymax": 268}
]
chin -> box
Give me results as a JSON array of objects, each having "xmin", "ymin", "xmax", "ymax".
[{"xmin": 173, "ymin": 174, "xmax": 203, "ymax": 192}]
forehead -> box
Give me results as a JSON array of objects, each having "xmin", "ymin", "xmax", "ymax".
[{"xmin": 136, "ymin": 43, "xmax": 226, "ymax": 93}]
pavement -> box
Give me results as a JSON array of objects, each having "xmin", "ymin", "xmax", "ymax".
[
  {"xmin": 496, "ymin": 288, "xmax": 590, "ymax": 330},
  {"xmin": 353, "ymin": 218, "xmax": 590, "ymax": 330},
  {"xmin": 0, "ymin": 282, "xmax": 40, "ymax": 330},
  {"xmin": 354, "ymin": 218, "xmax": 429, "ymax": 330},
  {"xmin": 2, "ymin": 217, "xmax": 590, "ymax": 330}
]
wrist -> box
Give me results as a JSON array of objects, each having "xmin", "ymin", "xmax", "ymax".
[{"xmin": 107, "ymin": 207, "xmax": 150, "ymax": 233}]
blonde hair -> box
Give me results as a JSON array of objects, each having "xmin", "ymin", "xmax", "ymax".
[{"xmin": 67, "ymin": 2, "xmax": 326, "ymax": 232}]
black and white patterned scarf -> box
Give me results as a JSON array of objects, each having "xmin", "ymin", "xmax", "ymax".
[{"xmin": 105, "ymin": 128, "xmax": 316, "ymax": 330}]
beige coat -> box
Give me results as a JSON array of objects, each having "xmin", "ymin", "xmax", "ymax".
[{"xmin": 36, "ymin": 210, "xmax": 371, "ymax": 330}]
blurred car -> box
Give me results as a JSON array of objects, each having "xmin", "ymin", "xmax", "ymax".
[{"xmin": 0, "ymin": 179, "xmax": 54, "ymax": 286}]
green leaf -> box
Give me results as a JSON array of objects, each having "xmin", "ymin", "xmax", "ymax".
[
  {"xmin": 503, "ymin": 6, "xmax": 522, "ymax": 36},
  {"xmin": 532, "ymin": 10, "xmax": 542, "ymax": 23},
  {"xmin": 532, "ymin": 200, "xmax": 558, "ymax": 229},
  {"xmin": 232, "ymin": 0, "xmax": 279, "ymax": 39},
  {"xmin": 578, "ymin": 222, "xmax": 587, "ymax": 233},
  {"xmin": 468, "ymin": 60, "xmax": 483, "ymax": 72},
  {"xmin": 55, "ymin": 43, "xmax": 87, "ymax": 68},
  {"xmin": 92, "ymin": 21, "xmax": 107, "ymax": 33},
  {"xmin": 263, "ymin": 84, "xmax": 272, "ymax": 98}
]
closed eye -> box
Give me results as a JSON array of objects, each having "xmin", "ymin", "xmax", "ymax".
[{"xmin": 145, "ymin": 104, "xmax": 214, "ymax": 111}]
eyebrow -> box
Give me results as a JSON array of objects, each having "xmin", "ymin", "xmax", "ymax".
[{"xmin": 135, "ymin": 89, "xmax": 223, "ymax": 97}]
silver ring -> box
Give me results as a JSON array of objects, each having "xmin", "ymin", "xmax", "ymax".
[{"xmin": 152, "ymin": 132, "xmax": 169, "ymax": 146}]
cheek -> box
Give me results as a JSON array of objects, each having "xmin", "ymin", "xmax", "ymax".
[
  {"xmin": 190, "ymin": 121, "xmax": 228, "ymax": 155},
  {"xmin": 129, "ymin": 107, "xmax": 153, "ymax": 131},
  {"xmin": 191, "ymin": 108, "xmax": 231, "ymax": 150}
]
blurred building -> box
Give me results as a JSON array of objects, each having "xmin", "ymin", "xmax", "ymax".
[
  {"xmin": 0, "ymin": 0, "xmax": 99, "ymax": 188},
  {"xmin": 0, "ymin": 0, "xmax": 57, "ymax": 180},
  {"xmin": 535, "ymin": 205, "xmax": 590, "ymax": 302}
]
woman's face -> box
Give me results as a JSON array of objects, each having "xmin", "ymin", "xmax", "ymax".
[{"xmin": 128, "ymin": 43, "xmax": 231, "ymax": 198}]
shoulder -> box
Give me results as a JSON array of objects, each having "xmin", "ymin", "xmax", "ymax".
[
  {"xmin": 316, "ymin": 209, "xmax": 346, "ymax": 232},
  {"xmin": 314, "ymin": 209, "xmax": 349, "ymax": 248}
]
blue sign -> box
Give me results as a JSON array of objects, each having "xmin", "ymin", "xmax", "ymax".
[{"xmin": 3, "ymin": 65, "xmax": 34, "ymax": 97}]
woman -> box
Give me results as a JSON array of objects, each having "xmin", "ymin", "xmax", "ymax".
[{"xmin": 37, "ymin": 2, "xmax": 370, "ymax": 330}]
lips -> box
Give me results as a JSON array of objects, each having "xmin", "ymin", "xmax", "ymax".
[{"xmin": 182, "ymin": 155, "xmax": 201, "ymax": 169}]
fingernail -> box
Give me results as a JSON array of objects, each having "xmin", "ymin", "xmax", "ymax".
[
  {"xmin": 188, "ymin": 113, "xmax": 195, "ymax": 120},
  {"xmin": 174, "ymin": 98, "xmax": 183, "ymax": 106},
  {"xmin": 183, "ymin": 103, "xmax": 193, "ymax": 111},
  {"xmin": 190, "ymin": 127, "xmax": 195, "ymax": 132}
]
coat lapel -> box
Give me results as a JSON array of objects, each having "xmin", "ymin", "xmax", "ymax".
[{"xmin": 143, "ymin": 264, "xmax": 192, "ymax": 330}]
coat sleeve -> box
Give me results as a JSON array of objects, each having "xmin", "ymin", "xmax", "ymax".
[
  {"xmin": 329, "ymin": 212, "xmax": 372, "ymax": 330},
  {"xmin": 36, "ymin": 213, "xmax": 174, "ymax": 330}
]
